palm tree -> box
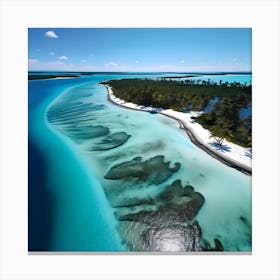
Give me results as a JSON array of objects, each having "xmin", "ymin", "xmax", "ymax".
[{"xmin": 209, "ymin": 118, "xmax": 233, "ymax": 146}]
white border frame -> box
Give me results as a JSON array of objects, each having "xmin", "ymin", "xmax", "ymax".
[{"xmin": 1, "ymin": 0, "xmax": 279, "ymax": 279}]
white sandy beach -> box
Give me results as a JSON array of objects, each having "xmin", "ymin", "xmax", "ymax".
[{"xmin": 105, "ymin": 85, "xmax": 252, "ymax": 173}]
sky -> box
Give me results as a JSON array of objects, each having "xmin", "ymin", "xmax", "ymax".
[{"xmin": 28, "ymin": 28, "xmax": 251, "ymax": 72}]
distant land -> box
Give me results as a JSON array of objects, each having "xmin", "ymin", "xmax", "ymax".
[{"xmin": 28, "ymin": 71, "xmax": 252, "ymax": 80}]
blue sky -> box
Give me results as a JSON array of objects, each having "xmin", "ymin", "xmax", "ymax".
[{"xmin": 28, "ymin": 28, "xmax": 251, "ymax": 72}]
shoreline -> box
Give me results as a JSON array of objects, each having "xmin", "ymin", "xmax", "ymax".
[
  {"xmin": 103, "ymin": 84, "xmax": 252, "ymax": 175},
  {"xmin": 28, "ymin": 76, "xmax": 80, "ymax": 81}
]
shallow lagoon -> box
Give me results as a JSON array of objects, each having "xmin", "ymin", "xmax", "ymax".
[
  {"xmin": 29, "ymin": 73, "xmax": 252, "ymax": 252},
  {"xmin": 164, "ymin": 74, "xmax": 252, "ymax": 85}
]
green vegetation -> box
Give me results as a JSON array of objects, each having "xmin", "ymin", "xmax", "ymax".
[
  {"xmin": 28, "ymin": 74, "xmax": 80, "ymax": 80},
  {"xmin": 105, "ymin": 78, "xmax": 252, "ymax": 147},
  {"xmin": 28, "ymin": 72, "xmax": 99, "ymax": 80}
]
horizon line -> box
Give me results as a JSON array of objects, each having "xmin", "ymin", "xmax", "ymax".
[{"xmin": 28, "ymin": 70, "xmax": 252, "ymax": 74}]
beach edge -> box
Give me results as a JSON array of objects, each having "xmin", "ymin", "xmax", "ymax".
[{"xmin": 103, "ymin": 83, "xmax": 252, "ymax": 176}]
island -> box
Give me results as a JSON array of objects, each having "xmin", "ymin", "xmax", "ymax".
[
  {"xmin": 102, "ymin": 78, "xmax": 252, "ymax": 174},
  {"xmin": 28, "ymin": 72, "xmax": 99, "ymax": 80}
]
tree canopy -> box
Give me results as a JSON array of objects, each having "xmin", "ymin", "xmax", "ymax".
[{"xmin": 104, "ymin": 78, "xmax": 252, "ymax": 147}]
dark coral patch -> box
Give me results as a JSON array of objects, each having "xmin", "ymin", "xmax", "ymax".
[
  {"xmin": 113, "ymin": 179, "xmax": 214, "ymax": 251},
  {"xmin": 104, "ymin": 155, "xmax": 180, "ymax": 184}
]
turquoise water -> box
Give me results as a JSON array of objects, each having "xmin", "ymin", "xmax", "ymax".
[
  {"xmin": 167, "ymin": 74, "xmax": 252, "ymax": 85},
  {"xmin": 29, "ymin": 73, "xmax": 252, "ymax": 252},
  {"xmin": 29, "ymin": 76, "xmax": 125, "ymax": 251}
]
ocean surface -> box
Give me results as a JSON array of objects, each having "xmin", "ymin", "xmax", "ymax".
[
  {"xmin": 28, "ymin": 73, "xmax": 252, "ymax": 252},
  {"xmin": 163, "ymin": 73, "xmax": 252, "ymax": 85}
]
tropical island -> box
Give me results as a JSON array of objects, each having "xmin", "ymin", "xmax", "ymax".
[{"xmin": 102, "ymin": 78, "xmax": 252, "ymax": 174}]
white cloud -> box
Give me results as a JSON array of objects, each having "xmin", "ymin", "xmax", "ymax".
[
  {"xmin": 58, "ymin": 55, "xmax": 68, "ymax": 60},
  {"xmin": 45, "ymin": 30, "xmax": 59, "ymax": 39},
  {"xmin": 135, "ymin": 60, "xmax": 140, "ymax": 64},
  {"xmin": 107, "ymin": 61, "xmax": 118, "ymax": 67},
  {"xmin": 81, "ymin": 59, "xmax": 87, "ymax": 62},
  {"xmin": 28, "ymin": 58, "xmax": 39, "ymax": 65},
  {"xmin": 179, "ymin": 59, "xmax": 185, "ymax": 64},
  {"xmin": 28, "ymin": 58, "xmax": 40, "ymax": 69},
  {"xmin": 49, "ymin": 52, "xmax": 55, "ymax": 56},
  {"xmin": 28, "ymin": 59, "xmax": 65, "ymax": 70},
  {"xmin": 48, "ymin": 60, "xmax": 64, "ymax": 66}
]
